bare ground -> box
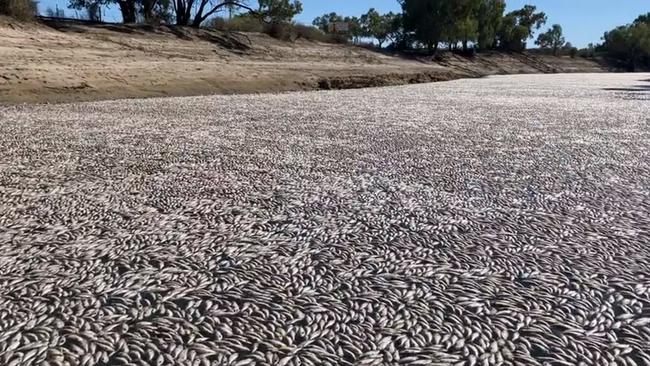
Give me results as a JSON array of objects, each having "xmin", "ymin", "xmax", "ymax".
[{"xmin": 0, "ymin": 16, "xmax": 606, "ymax": 104}]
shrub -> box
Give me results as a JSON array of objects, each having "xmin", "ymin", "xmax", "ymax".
[
  {"xmin": 265, "ymin": 21, "xmax": 295, "ymax": 41},
  {"xmin": 209, "ymin": 15, "xmax": 265, "ymax": 33},
  {"xmin": 293, "ymin": 23, "xmax": 328, "ymax": 42},
  {"xmin": 321, "ymin": 32, "xmax": 349, "ymax": 44},
  {"xmin": 0, "ymin": 0, "xmax": 37, "ymax": 20},
  {"xmin": 569, "ymin": 47, "xmax": 578, "ymax": 58},
  {"xmin": 208, "ymin": 17, "xmax": 344, "ymax": 44},
  {"xmin": 209, "ymin": 17, "xmax": 228, "ymax": 30}
]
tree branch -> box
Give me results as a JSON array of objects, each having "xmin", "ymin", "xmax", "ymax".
[{"xmin": 195, "ymin": 0, "xmax": 265, "ymax": 27}]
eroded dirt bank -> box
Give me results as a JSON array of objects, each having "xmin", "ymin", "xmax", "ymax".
[{"xmin": 0, "ymin": 17, "xmax": 606, "ymax": 104}]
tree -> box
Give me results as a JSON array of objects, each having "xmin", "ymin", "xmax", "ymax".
[
  {"xmin": 142, "ymin": 0, "xmax": 173, "ymax": 23},
  {"xmin": 45, "ymin": 5, "xmax": 65, "ymax": 17},
  {"xmin": 386, "ymin": 13, "xmax": 403, "ymax": 47},
  {"xmin": 225, "ymin": 0, "xmax": 236, "ymax": 19},
  {"xmin": 69, "ymin": 0, "xmax": 137, "ymax": 22},
  {"xmin": 452, "ymin": 17, "xmax": 478, "ymax": 52},
  {"xmin": 580, "ymin": 42, "xmax": 596, "ymax": 58},
  {"xmin": 635, "ymin": 12, "xmax": 650, "ymax": 25},
  {"xmin": 258, "ymin": 0, "xmax": 302, "ymax": 23},
  {"xmin": 477, "ymin": 0, "xmax": 505, "ymax": 50},
  {"xmin": 568, "ymin": 45, "xmax": 578, "ymax": 58},
  {"xmin": 497, "ymin": 4, "xmax": 546, "ymax": 51},
  {"xmin": 602, "ymin": 21, "xmax": 650, "ymax": 71},
  {"xmin": 116, "ymin": 0, "xmax": 136, "ymax": 22},
  {"xmin": 68, "ymin": 0, "xmax": 106, "ymax": 21},
  {"xmin": 312, "ymin": 12, "xmax": 343, "ymax": 32},
  {"xmin": 139, "ymin": 0, "xmax": 173, "ymax": 23},
  {"xmin": 400, "ymin": 0, "xmax": 453, "ymax": 53},
  {"xmin": 361, "ymin": 9, "xmax": 400, "ymax": 48},
  {"xmin": 361, "ymin": 8, "xmax": 381, "ymax": 42},
  {"xmin": 346, "ymin": 16, "xmax": 364, "ymax": 42},
  {"xmin": 312, "ymin": 12, "xmax": 362, "ymax": 42},
  {"xmin": 511, "ymin": 5, "xmax": 547, "ymax": 36},
  {"xmin": 445, "ymin": 0, "xmax": 480, "ymax": 51},
  {"xmin": 497, "ymin": 14, "xmax": 527, "ymax": 51},
  {"xmin": 536, "ymin": 24, "xmax": 565, "ymax": 55},
  {"xmin": 172, "ymin": 0, "xmax": 261, "ymax": 27}
]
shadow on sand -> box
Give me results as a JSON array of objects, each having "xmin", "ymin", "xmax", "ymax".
[{"xmin": 603, "ymin": 78, "xmax": 650, "ymax": 93}]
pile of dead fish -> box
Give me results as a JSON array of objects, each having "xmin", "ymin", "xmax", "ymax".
[{"xmin": 0, "ymin": 73, "xmax": 649, "ymax": 365}]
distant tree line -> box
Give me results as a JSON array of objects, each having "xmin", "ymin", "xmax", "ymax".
[
  {"xmin": 312, "ymin": 0, "xmax": 561, "ymax": 54},
  {"xmin": 312, "ymin": 9, "xmax": 401, "ymax": 48},
  {"xmin": 599, "ymin": 13, "xmax": 650, "ymax": 71},
  {"xmin": 0, "ymin": 0, "xmax": 573, "ymax": 56},
  {"xmin": 4, "ymin": 0, "xmax": 649, "ymax": 72}
]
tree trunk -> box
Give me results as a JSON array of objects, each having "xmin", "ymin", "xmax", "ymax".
[
  {"xmin": 191, "ymin": 1, "xmax": 207, "ymax": 27},
  {"xmin": 118, "ymin": 0, "xmax": 136, "ymax": 23},
  {"xmin": 175, "ymin": 0, "xmax": 185, "ymax": 25},
  {"xmin": 141, "ymin": 0, "xmax": 157, "ymax": 23},
  {"xmin": 433, "ymin": 42, "xmax": 438, "ymax": 54},
  {"xmin": 462, "ymin": 40, "xmax": 468, "ymax": 52},
  {"xmin": 627, "ymin": 49, "xmax": 637, "ymax": 72},
  {"xmin": 175, "ymin": 0, "xmax": 194, "ymax": 26}
]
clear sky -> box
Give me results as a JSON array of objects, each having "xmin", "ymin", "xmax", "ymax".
[{"xmin": 38, "ymin": 0, "xmax": 649, "ymax": 48}]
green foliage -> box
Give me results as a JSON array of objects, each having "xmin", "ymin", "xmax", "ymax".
[
  {"xmin": 536, "ymin": 24, "xmax": 565, "ymax": 55},
  {"xmin": 139, "ymin": 0, "xmax": 172, "ymax": 23},
  {"xmin": 69, "ymin": 0, "xmax": 138, "ymax": 22},
  {"xmin": 312, "ymin": 12, "xmax": 363, "ymax": 43},
  {"xmin": 292, "ymin": 23, "xmax": 330, "ymax": 42},
  {"xmin": 477, "ymin": 0, "xmax": 505, "ymax": 50},
  {"xmin": 449, "ymin": 10, "xmax": 479, "ymax": 50},
  {"xmin": 210, "ymin": 13, "xmax": 265, "ymax": 32},
  {"xmin": 577, "ymin": 43, "xmax": 597, "ymax": 58},
  {"xmin": 258, "ymin": 0, "xmax": 302, "ymax": 23},
  {"xmin": 497, "ymin": 14, "xmax": 527, "ymax": 51},
  {"xmin": 360, "ymin": 8, "xmax": 400, "ymax": 47},
  {"xmin": 211, "ymin": 14, "xmax": 344, "ymax": 44},
  {"xmin": 400, "ymin": 0, "xmax": 453, "ymax": 53},
  {"xmin": 497, "ymin": 4, "xmax": 546, "ymax": 51},
  {"xmin": 312, "ymin": 12, "xmax": 341, "ymax": 32},
  {"xmin": 510, "ymin": 5, "xmax": 547, "ymax": 37},
  {"xmin": 0, "ymin": 0, "xmax": 37, "ymax": 19},
  {"xmin": 601, "ymin": 19, "xmax": 650, "ymax": 71},
  {"xmin": 345, "ymin": 16, "xmax": 364, "ymax": 41},
  {"xmin": 446, "ymin": 0, "xmax": 480, "ymax": 50},
  {"xmin": 634, "ymin": 12, "xmax": 650, "ymax": 25}
]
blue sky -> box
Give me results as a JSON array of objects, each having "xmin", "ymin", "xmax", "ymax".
[{"xmin": 39, "ymin": 0, "xmax": 648, "ymax": 48}]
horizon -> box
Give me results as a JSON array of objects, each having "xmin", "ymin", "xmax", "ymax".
[{"xmin": 37, "ymin": 0, "xmax": 649, "ymax": 48}]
